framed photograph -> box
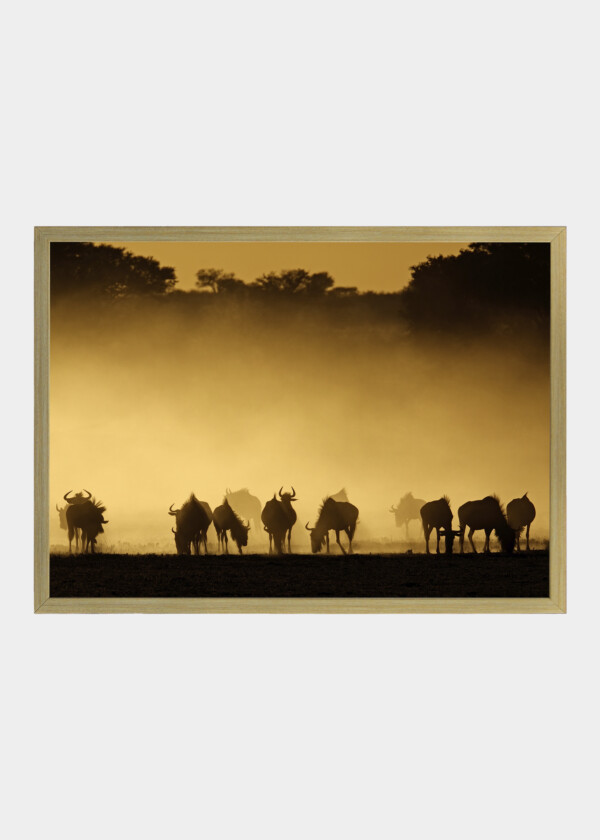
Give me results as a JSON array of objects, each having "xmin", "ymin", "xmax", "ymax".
[{"xmin": 34, "ymin": 227, "xmax": 566, "ymax": 613}]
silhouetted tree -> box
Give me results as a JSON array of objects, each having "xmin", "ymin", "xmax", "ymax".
[
  {"xmin": 51, "ymin": 243, "xmax": 177, "ymax": 300},
  {"xmin": 251, "ymin": 268, "xmax": 335, "ymax": 294},
  {"xmin": 328, "ymin": 286, "xmax": 359, "ymax": 296},
  {"xmin": 398, "ymin": 243, "xmax": 550, "ymax": 335},
  {"xmin": 195, "ymin": 268, "xmax": 247, "ymax": 293}
]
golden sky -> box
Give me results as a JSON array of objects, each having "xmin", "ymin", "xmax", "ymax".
[{"xmin": 105, "ymin": 241, "xmax": 469, "ymax": 292}]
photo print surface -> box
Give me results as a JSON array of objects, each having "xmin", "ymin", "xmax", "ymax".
[{"xmin": 48, "ymin": 238, "xmax": 551, "ymax": 598}]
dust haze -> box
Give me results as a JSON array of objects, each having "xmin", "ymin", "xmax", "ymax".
[{"xmin": 49, "ymin": 291, "xmax": 550, "ymax": 552}]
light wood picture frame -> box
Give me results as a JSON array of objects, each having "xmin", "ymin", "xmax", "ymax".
[{"xmin": 34, "ymin": 226, "xmax": 566, "ymax": 613}]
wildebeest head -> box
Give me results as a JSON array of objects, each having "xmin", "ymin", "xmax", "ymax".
[
  {"xmin": 439, "ymin": 528, "xmax": 461, "ymax": 555},
  {"xmin": 305, "ymin": 521, "xmax": 324, "ymax": 554},
  {"xmin": 278, "ymin": 486, "xmax": 298, "ymax": 503},
  {"xmin": 63, "ymin": 489, "xmax": 92, "ymax": 505},
  {"xmin": 171, "ymin": 526, "xmax": 190, "ymax": 555}
]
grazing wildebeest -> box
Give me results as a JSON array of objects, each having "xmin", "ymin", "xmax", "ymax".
[
  {"xmin": 390, "ymin": 492, "xmax": 427, "ymax": 539},
  {"xmin": 261, "ymin": 495, "xmax": 289, "ymax": 555},
  {"xmin": 420, "ymin": 496, "xmax": 461, "ymax": 555},
  {"xmin": 212, "ymin": 498, "xmax": 250, "ymax": 554},
  {"xmin": 458, "ymin": 496, "xmax": 515, "ymax": 554},
  {"xmin": 306, "ymin": 497, "xmax": 359, "ymax": 555},
  {"xmin": 169, "ymin": 494, "xmax": 213, "ymax": 555},
  {"xmin": 60, "ymin": 490, "xmax": 92, "ymax": 550},
  {"xmin": 66, "ymin": 497, "xmax": 108, "ymax": 553},
  {"xmin": 507, "ymin": 493, "xmax": 536, "ymax": 551},
  {"xmin": 225, "ymin": 488, "xmax": 262, "ymax": 537},
  {"xmin": 278, "ymin": 486, "xmax": 298, "ymax": 552}
]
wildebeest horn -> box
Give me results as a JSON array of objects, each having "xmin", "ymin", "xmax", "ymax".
[
  {"xmin": 63, "ymin": 490, "xmax": 74, "ymax": 502},
  {"xmin": 226, "ymin": 487, "xmax": 231, "ymax": 495},
  {"xmin": 291, "ymin": 486, "xmax": 296, "ymax": 498},
  {"xmin": 305, "ymin": 521, "xmax": 312, "ymax": 530},
  {"xmin": 83, "ymin": 489, "xmax": 92, "ymax": 499},
  {"xmin": 169, "ymin": 504, "xmax": 179, "ymax": 515},
  {"xmin": 101, "ymin": 518, "xmax": 109, "ymax": 524},
  {"xmin": 279, "ymin": 486, "xmax": 284, "ymax": 498},
  {"xmin": 172, "ymin": 527, "xmax": 176, "ymax": 534},
  {"xmin": 56, "ymin": 503, "xmax": 60, "ymax": 511}
]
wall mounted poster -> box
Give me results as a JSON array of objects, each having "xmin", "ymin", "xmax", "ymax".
[{"xmin": 34, "ymin": 227, "xmax": 566, "ymax": 613}]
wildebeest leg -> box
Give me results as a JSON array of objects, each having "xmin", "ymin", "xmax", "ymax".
[
  {"xmin": 405, "ymin": 520, "xmax": 409, "ymax": 540},
  {"xmin": 484, "ymin": 529, "xmax": 492, "ymax": 553},
  {"xmin": 468, "ymin": 528, "xmax": 477, "ymax": 553},
  {"xmin": 287, "ymin": 528, "xmax": 292, "ymax": 554},
  {"xmin": 75, "ymin": 528, "xmax": 79, "ymax": 552},
  {"xmin": 345, "ymin": 527, "xmax": 354, "ymax": 554},
  {"xmin": 335, "ymin": 530, "xmax": 347, "ymax": 555},
  {"xmin": 435, "ymin": 527, "xmax": 441, "ymax": 554},
  {"xmin": 424, "ymin": 524, "xmax": 432, "ymax": 554},
  {"xmin": 223, "ymin": 532, "xmax": 229, "ymax": 554},
  {"xmin": 325, "ymin": 532, "xmax": 330, "ymax": 553},
  {"xmin": 526, "ymin": 523, "xmax": 531, "ymax": 551}
]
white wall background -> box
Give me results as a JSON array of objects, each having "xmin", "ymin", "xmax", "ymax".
[{"xmin": 1, "ymin": 1, "xmax": 597, "ymax": 838}]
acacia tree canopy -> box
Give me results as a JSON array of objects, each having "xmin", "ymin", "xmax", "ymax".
[
  {"xmin": 51, "ymin": 242, "xmax": 177, "ymax": 299},
  {"xmin": 195, "ymin": 268, "xmax": 247, "ymax": 293},
  {"xmin": 251, "ymin": 269, "xmax": 335, "ymax": 294}
]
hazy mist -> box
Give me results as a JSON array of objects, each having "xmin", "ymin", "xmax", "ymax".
[{"xmin": 49, "ymin": 292, "xmax": 550, "ymax": 552}]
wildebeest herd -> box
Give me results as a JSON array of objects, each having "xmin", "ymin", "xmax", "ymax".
[{"xmin": 56, "ymin": 486, "xmax": 538, "ymax": 557}]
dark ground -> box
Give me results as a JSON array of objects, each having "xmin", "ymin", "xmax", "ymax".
[{"xmin": 50, "ymin": 551, "xmax": 549, "ymax": 598}]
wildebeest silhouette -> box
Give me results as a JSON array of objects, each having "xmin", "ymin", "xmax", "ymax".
[
  {"xmin": 225, "ymin": 488, "xmax": 262, "ymax": 538},
  {"xmin": 330, "ymin": 487, "xmax": 349, "ymax": 502},
  {"xmin": 390, "ymin": 492, "xmax": 427, "ymax": 538},
  {"xmin": 278, "ymin": 486, "xmax": 298, "ymax": 552},
  {"xmin": 261, "ymin": 495, "xmax": 289, "ymax": 555},
  {"xmin": 420, "ymin": 496, "xmax": 460, "ymax": 555},
  {"xmin": 458, "ymin": 496, "xmax": 515, "ymax": 554},
  {"xmin": 60, "ymin": 490, "xmax": 93, "ymax": 550},
  {"xmin": 56, "ymin": 503, "xmax": 68, "ymax": 530},
  {"xmin": 507, "ymin": 493, "xmax": 536, "ymax": 551},
  {"xmin": 213, "ymin": 498, "xmax": 250, "ymax": 554},
  {"xmin": 169, "ymin": 494, "xmax": 213, "ymax": 555},
  {"xmin": 306, "ymin": 497, "xmax": 359, "ymax": 555},
  {"xmin": 66, "ymin": 497, "xmax": 108, "ymax": 553}
]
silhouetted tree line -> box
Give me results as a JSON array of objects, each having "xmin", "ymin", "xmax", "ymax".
[
  {"xmin": 51, "ymin": 241, "xmax": 549, "ymax": 338},
  {"xmin": 195, "ymin": 267, "xmax": 353, "ymax": 295},
  {"xmin": 51, "ymin": 243, "xmax": 177, "ymax": 298}
]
